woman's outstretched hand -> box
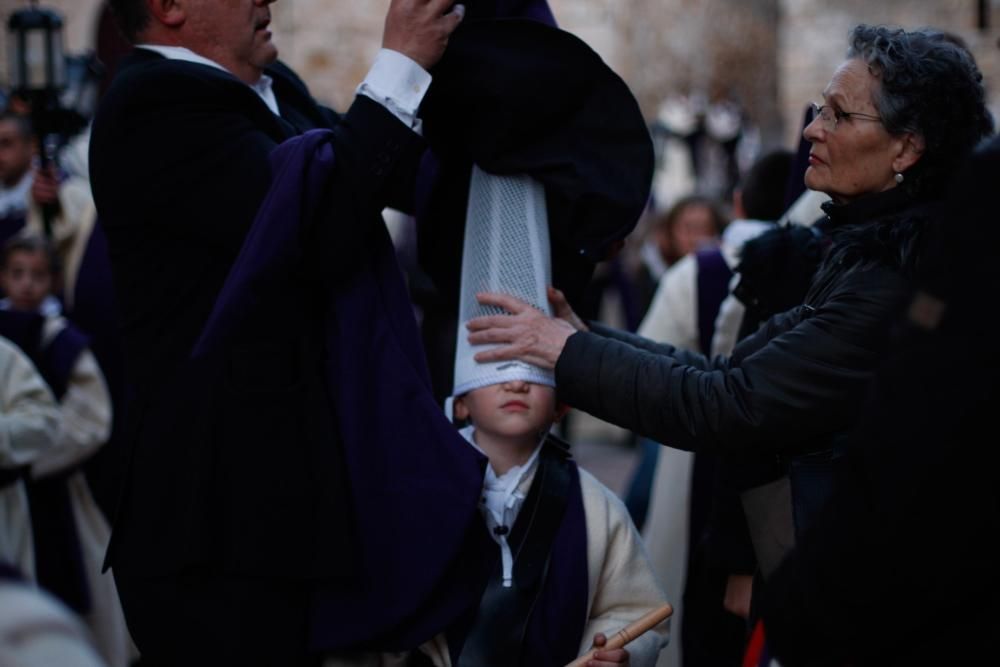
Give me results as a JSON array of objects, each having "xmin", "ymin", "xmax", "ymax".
[{"xmin": 467, "ymin": 291, "xmax": 579, "ymax": 370}]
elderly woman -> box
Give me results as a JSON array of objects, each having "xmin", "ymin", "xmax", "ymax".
[{"xmin": 467, "ymin": 22, "xmax": 991, "ymax": 587}]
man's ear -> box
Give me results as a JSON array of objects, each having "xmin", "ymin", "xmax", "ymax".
[
  {"xmin": 147, "ymin": 0, "xmax": 186, "ymax": 29},
  {"xmin": 893, "ymin": 132, "xmax": 926, "ymax": 175},
  {"xmin": 553, "ymin": 402, "xmax": 570, "ymax": 423}
]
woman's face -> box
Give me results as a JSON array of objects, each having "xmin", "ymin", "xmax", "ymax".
[{"xmin": 803, "ymin": 59, "xmax": 909, "ymax": 204}]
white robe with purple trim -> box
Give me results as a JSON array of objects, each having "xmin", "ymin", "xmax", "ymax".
[{"xmin": 0, "ymin": 336, "xmax": 59, "ymax": 578}]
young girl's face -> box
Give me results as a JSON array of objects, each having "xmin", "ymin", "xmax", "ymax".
[
  {"xmin": 455, "ymin": 380, "xmax": 558, "ymax": 441},
  {"xmin": 669, "ymin": 203, "xmax": 718, "ymax": 257},
  {"xmin": 0, "ymin": 250, "xmax": 52, "ymax": 312}
]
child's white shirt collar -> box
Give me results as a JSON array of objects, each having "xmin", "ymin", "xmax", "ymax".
[{"xmin": 459, "ymin": 424, "xmax": 545, "ymax": 587}]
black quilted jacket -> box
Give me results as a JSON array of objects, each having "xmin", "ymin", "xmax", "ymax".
[{"xmin": 555, "ymin": 186, "xmax": 936, "ymax": 459}]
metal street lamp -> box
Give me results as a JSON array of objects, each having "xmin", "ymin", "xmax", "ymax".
[
  {"xmin": 7, "ymin": 1, "xmax": 66, "ymax": 97},
  {"xmin": 6, "ymin": 1, "xmax": 67, "ymax": 239}
]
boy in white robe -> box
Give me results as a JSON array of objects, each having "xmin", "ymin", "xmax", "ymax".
[
  {"xmin": 0, "ymin": 235, "xmax": 134, "ymax": 667},
  {"xmin": 410, "ymin": 370, "xmax": 669, "ymax": 667},
  {"xmin": 0, "ymin": 335, "xmax": 59, "ymax": 577}
]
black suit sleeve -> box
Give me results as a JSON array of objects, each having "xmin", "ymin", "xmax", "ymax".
[{"xmin": 89, "ymin": 59, "xmax": 426, "ymax": 381}]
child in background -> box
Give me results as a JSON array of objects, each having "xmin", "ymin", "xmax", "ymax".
[
  {"xmin": 0, "ymin": 335, "xmax": 59, "ymax": 579},
  {"xmin": 0, "ymin": 234, "xmax": 133, "ymax": 667}
]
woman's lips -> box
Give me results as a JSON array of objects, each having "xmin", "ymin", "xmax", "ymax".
[{"xmin": 808, "ymin": 153, "xmax": 825, "ymax": 166}]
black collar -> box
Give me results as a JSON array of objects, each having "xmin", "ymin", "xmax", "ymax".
[
  {"xmin": 820, "ymin": 186, "xmax": 917, "ymax": 230},
  {"xmin": 117, "ymin": 48, "xmax": 319, "ymax": 140}
]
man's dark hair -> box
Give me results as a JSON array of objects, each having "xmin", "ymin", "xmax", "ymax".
[
  {"xmin": 2, "ymin": 234, "xmax": 61, "ymax": 277},
  {"xmin": 740, "ymin": 149, "xmax": 793, "ymax": 222},
  {"xmin": 0, "ymin": 111, "xmax": 33, "ymax": 141},
  {"xmin": 108, "ymin": 0, "xmax": 150, "ymax": 43}
]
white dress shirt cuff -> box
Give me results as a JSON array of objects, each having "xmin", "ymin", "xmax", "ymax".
[{"xmin": 357, "ymin": 48, "xmax": 432, "ymax": 133}]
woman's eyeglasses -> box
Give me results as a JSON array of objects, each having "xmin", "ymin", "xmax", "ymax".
[{"xmin": 811, "ymin": 103, "xmax": 882, "ymax": 132}]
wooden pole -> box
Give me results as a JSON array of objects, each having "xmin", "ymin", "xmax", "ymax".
[{"xmin": 564, "ymin": 603, "xmax": 673, "ymax": 667}]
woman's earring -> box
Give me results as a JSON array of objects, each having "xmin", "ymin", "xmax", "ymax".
[{"xmin": 895, "ymin": 172, "xmax": 905, "ymax": 184}]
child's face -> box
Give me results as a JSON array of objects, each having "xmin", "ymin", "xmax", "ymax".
[
  {"xmin": 0, "ymin": 250, "xmax": 52, "ymax": 311},
  {"xmin": 0, "ymin": 120, "xmax": 32, "ymax": 187},
  {"xmin": 455, "ymin": 380, "xmax": 559, "ymax": 440}
]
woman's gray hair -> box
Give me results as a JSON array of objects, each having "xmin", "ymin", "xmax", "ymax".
[{"xmin": 847, "ymin": 25, "xmax": 993, "ymax": 196}]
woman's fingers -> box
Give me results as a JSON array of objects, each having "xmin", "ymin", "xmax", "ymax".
[
  {"xmin": 468, "ymin": 326, "xmax": 520, "ymax": 345},
  {"xmin": 547, "ymin": 286, "xmax": 569, "ymax": 312},
  {"xmin": 476, "ymin": 291, "xmax": 534, "ymax": 313},
  {"xmin": 465, "ymin": 291, "xmax": 574, "ymax": 369},
  {"xmin": 474, "ymin": 346, "xmax": 554, "ymax": 370},
  {"xmin": 547, "ymin": 285, "xmax": 588, "ymax": 331},
  {"xmin": 466, "ymin": 315, "xmax": 512, "ymax": 332}
]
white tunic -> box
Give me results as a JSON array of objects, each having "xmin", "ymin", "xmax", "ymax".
[
  {"xmin": 324, "ymin": 450, "xmax": 670, "ymax": 667},
  {"xmin": 426, "ymin": 438, "xmax": 670, "ymax": 667},
  {"xmin": 27, "ymin": 317, "xmax": 135, "ymax": 667},
  {"xmin": 0, "ymin": 336, "xmax": 60, "ymax": 579},
  {"xmin": 0, "ymin": 580, "xmax": 109, "ymax": 667}
]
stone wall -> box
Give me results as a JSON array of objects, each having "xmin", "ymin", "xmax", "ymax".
[
  {"xmin": 253, "ymin": 0, "xmax": 627, "ymax": 112},
  {"xmin": 615, "ymin": 0, "xmax": 782, "ymax": 144},
  {"xmin": 0, "ymin": 0, "xmax": 787, "ymax": 152},
  {"xmin": 3, "ymin": 0, "xmax": 998, "ymax": 152},
  {"xmin": 780, "ymin": 0, "xmax": 1000, "ymax": 146}
]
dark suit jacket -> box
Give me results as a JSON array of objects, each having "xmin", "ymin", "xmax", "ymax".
[{"xmin": 89, "ymin": 49, "xmax": 426, "ymax": 578}]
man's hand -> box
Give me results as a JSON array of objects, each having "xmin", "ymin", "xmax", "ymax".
[
  {"xmin": 30, "ymin": 164, "xmax": 61, "ymax": 209},
  {"xmin": 467, "ymin": 292, "xmax": 576, "ymax": 370},
  {"xmin": 589, "ymin": 633, "xmax": 631, "ymax": 666},
  {"xmin": 382, "ymin": 0, "xmax": 465, "ymax": 70}
]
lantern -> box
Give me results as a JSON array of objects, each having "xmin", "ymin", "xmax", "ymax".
[{"xmin": 7, "ymin": 2, "xmax": 66, "ymax": 97}]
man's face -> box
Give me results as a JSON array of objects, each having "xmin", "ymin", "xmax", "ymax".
[
  {"xmin": 186, "ymin": 0, "xmax": 278, "ymax": 83},
  {"xmin": 0, "ymin": 250, "xmax": 52, "ymax": 312},
  {"xmin": 0, "ymin": 120, "xmax": 33, "ymax": 188}
]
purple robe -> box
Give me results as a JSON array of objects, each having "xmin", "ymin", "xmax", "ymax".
[{"xmin": 192, "ymin": 129, "xmax": 489, "ymax": 650}]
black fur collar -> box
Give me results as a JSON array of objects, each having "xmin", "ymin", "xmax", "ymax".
[{"xmin": 817, "ymin": 188, "xmax": 938, "ymax": 280}]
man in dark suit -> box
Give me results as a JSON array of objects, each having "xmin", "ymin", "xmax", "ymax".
[{"xmin": 90, "ymin": 1, "xmax": 468, "ymax": 664}]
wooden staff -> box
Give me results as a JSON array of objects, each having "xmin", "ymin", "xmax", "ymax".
[{"xmin": 564, "ymin": 603, "xmax": 673, "ymax": 667}]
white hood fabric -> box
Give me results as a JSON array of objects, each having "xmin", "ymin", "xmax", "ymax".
[{"xmin": 451, "ymin": 165, "xmax": 555, "ymax": 398}]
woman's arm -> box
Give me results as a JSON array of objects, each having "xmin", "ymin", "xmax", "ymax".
[{"xmin": 471, "ymin": 269, "xmax": 908, "ymax": 455}]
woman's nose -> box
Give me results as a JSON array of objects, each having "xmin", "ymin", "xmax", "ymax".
[{"xmin": 803, "ymin": 114, "xmax": 824, "ymax": 143}]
